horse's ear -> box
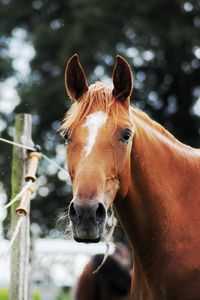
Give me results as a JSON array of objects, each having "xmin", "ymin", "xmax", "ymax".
[
  {"xmin": 112, "ymin": 55, "xmax": 133, "ymax": 101},
  {"xmin": 65, "ymin": 54, "xmax": 88, "ymax": 101}
]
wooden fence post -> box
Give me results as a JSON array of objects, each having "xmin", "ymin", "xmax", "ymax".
[{"xmin": 10, "ymin": 114, "xmax": 34, "ymax": 300}]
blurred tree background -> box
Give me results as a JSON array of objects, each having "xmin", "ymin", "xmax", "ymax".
[{"xmin": 0, "ymin": 0, "xmax": 200, "ymax": 236}]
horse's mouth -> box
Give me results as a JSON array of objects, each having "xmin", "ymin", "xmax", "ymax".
[{"xmin": 71, "ymin": 223, "xmax": 104, "ymax": 243}]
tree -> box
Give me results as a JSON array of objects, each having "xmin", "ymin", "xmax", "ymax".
[{"xmin": 0, "ymin": 0, "xmax": 200, "ymax": 234}]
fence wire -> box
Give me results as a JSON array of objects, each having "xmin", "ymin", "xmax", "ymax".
[
  {"xmin": 0, "ymin": 136, "xmax": 71, "ymax": 261},
  {"xmin": 0, "ymin": 137, "xmax": 71, "ymax": 185}
]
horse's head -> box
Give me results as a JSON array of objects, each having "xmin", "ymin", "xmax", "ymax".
[{"xmin": 61, "ymin": 54, "xmax": 134, "ymax": 243}]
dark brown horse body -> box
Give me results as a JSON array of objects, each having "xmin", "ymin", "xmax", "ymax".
[
  {"xmin": 61, "ymin": 54, "xmax": 200, "ymax": 299},
  {"xmin": 74, "ymin": 254, "xmax": 131, "ymax": 300}
]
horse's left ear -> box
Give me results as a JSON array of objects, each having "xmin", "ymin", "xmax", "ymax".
[
  {"xmin": 65, "ymin": 54, "xmax": 88, "ymax": 101},
  {"xmin": 112, "ymin": 55, "xmax": 133, "ymax": 101}
]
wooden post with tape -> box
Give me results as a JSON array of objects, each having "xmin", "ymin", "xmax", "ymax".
[
  {"xmin": 16, "ymin": 152, "xmax": 41, "ymax": 217},
  {"xmin": 10, "ymin": 114, "xmax": 35, "ymax": 300}
]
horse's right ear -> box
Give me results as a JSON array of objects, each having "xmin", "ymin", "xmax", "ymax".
[
  {"xmin": 112, "ymin": 55, "xmax": 133, "ymax": 102},
  {"xmin": 65, "ymin": 54, "xmax": 88, "ymax": 101}
]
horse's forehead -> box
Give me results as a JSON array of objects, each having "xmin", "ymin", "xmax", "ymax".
[
  {"xmin": 83, "ymin": 111, "xmax": 108, "ymax": 129},
  {"xmin": 76, "ymin": 107, "xmax": 133, "ymax": 135},
  {"xmin": 81, "ymin": 111, "xmax": 108, "ymax": 157}
]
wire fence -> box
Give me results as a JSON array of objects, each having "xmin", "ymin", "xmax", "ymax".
[{"xmin": 0, "ymin": 136, "xmax": 71, "ymax": 262}]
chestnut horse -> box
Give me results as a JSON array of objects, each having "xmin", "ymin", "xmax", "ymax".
[{"xmin": 61, "ymin": 54, "xmax": 200, "ymax": 300}]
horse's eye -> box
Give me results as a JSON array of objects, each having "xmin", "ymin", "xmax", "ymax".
[
  {"xmin": 64, "ymin": 132, "xmax": 71, "ymax": 144},
  {"xmin": 119, "ymin": 128, "xmax": 132, "ymax": 144}
]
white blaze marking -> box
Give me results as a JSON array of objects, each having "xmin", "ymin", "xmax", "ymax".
[{"xmin": 83, "ymin": 111, "xmax": 107, "ymax": 157}]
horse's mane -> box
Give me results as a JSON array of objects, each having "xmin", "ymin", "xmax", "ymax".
[
  {"xmin": 132, "ymin": 107, "xmax": 199, "ymax": 155},
  {"xmin": 132, "ymin": 108, "xmax": 177, "ymax": 142}
]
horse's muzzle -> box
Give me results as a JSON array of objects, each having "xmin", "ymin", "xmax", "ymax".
[{"xmin": 69, "ymin": 200, "xmax": 106, "ymax": 243}]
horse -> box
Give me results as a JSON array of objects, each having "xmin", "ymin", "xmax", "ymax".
[
  {"xmin": 73, "ymin": 253, "xmax": 131, "ymax": 300},
  {"xmin": 60, "ymin": 54, "xmax": 200, "ymax": 300}
]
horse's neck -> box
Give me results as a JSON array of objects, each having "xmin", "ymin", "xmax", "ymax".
[
  {"xmin": 116, "ymin": 107, "xmax": 200, "ymax": 263},
  {"xmin": 131, "ymin": 108, "xmax": 200, "ymax": 210},
  {"xmin": 115, "ymin": 109, "xmax": 200, "ymax": 299}
]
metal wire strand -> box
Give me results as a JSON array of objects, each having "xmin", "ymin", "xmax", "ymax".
[{"xmin": 0, "ymin": 137, "xmax": 71, "ymax": 184}]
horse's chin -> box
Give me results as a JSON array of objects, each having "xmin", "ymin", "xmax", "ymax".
[{"xmin": 74, "ymin": 236, "xmax": 101, "ymax": 243}]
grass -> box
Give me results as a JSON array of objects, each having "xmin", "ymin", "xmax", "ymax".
[
  {"xmin": 0, "ymin": 288, "xmax": 72, "ymax": 300},
  {"xmin": 0, "ymin": 289, "xmax": 42, "ymax": 300},
  {"xmin": 0, "ymin": 289, "xmax": 8, "ymax": 300},
  {"xmin": 56, "ymin": 287, "xmax": 72, "ymax": 300},
  {"xmin": 57, "ymin": 289, "xmax": 72, "ymax": 300}
]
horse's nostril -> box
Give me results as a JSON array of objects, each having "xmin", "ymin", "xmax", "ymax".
[
  {"xmin": 69, "ymin": 202, "xmax": 79, "ymax": 225},
  {"xmin": 95, "ymin": 202, "xmax": 106, "ymax": 224},
  {"xmin": 69, "ymin": 201, "xmax": 106, "ymax": 226}
]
